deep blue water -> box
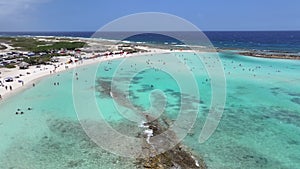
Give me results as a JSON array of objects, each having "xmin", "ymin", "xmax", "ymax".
[{"xmin": 1, "ymin": 31, "xmax": 300, "ymax": 53}]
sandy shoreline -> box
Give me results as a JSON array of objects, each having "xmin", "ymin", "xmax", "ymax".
[
  {"xmin": 2, "ymin": 46, "xmax": 298, "ymax": 101},
  {"xmin": 0, "ymin": 48, "xmax": 175, "ymax": 101},
  {"xmin": 2, "ymin": 34, "xmax": 299, "ymax": 101}
]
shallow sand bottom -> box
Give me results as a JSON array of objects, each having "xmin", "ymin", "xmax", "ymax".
[{"xmin": 0, "ymin": 52, "xmax": 299, "ymax": 168}]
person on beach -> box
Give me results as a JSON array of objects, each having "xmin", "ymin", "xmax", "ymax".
[
  {"xmin": 33, "ymin": 83, "xmax": 35, "ymax": 87},
  {"xmin": 5, "ymin": 86, "xmax": 7, "ymax": 90},
  {"xmin": 9, "ymin": 86, "xmax": 12, "ymax": 91}
]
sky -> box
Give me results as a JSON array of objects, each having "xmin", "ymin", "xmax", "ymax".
[{"xmin": 0, "ymin": 0, "xmax": 299, "ymax": 31}]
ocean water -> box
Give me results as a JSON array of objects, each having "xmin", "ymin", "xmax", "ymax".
[
  {"xmin": 0, "ymin": 52, "xmax": 299, "ymax": 168},
  {"xmin": 1, "ymin": 31, "xmax": 300, "ymax": 53},
  {"xmin": 185, "ymin": 53, "xmax": 300, "ymax": 168}
]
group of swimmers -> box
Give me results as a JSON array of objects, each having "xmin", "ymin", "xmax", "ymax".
[
  {"xmin": 15, "ymin": 107, "xmax": 32, "ymax": 115},
  {"xmin": 75, "ymin": 72, "xmax": 79, "ymax": 80}
]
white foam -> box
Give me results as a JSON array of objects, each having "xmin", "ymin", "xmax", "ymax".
[{"xmin": 144, "ymin": 129, "xmax": 153, "ymax": 144}]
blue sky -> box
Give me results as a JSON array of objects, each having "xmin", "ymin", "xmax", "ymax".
[{"xmin": 0, "ymin": 0, "xmax": 299, "ymax": 31}]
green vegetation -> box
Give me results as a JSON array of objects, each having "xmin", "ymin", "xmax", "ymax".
[
  {"xmin": 9, "ymin": 37, "xmax": 46, "ymax": 51},
  {"xmin": 0, "ymin": 37, "xmax": 14, "ymax": 43},
  {"xmin": 0, "ymin": 37, "xmax": 86, "ymax": 66},
  {"xmin": 5, "ymin": 64, "xmax": 16, "ymax": 69},
  {"xmin": 0, "ymin": 37, "xmax": 86, "ymax": 52},
  {"xmin": 33, "ymin": 41, "xmax": 85, "ymax": 52},
  {"xmin": 23, "ymin": 56, "xmax": 52, "ymax": 65}
]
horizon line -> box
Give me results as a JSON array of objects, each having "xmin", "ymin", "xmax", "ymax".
[{"xmin": 1, "ymin": 30, "xmax": 300, "ymax": 33}]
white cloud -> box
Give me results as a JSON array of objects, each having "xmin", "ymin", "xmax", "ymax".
[{"xmin": 0, "ymin": 0, "xmax": 48, "ymax": 31}]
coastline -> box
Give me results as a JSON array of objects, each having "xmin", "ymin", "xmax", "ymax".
[
  {"xmin": 236, "ymin": 51, "xmax": 300, "ymax": 60},
  {"xmin": 0, "ymin": 47, "xmax": 175, "ymax": 101},
  {"xmin": 1, "ymin": 35, "xmax": 300, "ymax": 101}
]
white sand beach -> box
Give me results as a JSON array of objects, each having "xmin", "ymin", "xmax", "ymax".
[{"xmin": 0, "ymin": 47, "xmax": 174, "ymax": 101}]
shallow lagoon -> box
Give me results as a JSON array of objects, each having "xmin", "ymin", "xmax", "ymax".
[{"xmin": 0, "ymin": 52, "xmax": 299, "ymax": 168}]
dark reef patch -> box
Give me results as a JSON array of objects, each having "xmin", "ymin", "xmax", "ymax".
[
  {"xmin": 288, "ymin": 93, "xmax": 300, "ymax": 97},
  {"xmin": 0, "ymin": 119, "xmax": 137, "ymax": 168},
  {"xmin": 291, "ymin": 97, "xmax": 300, "ymax": 105}
]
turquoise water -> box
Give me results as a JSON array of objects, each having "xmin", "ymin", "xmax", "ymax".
[{"xmin": 0, "ymin": 52, "xmax": 299, "ymax": 168}]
